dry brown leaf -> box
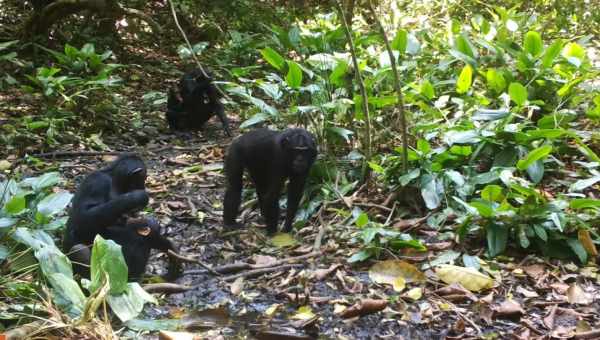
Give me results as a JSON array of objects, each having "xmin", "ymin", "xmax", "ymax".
[
  {"xmin": 251, "ymin": 255, "xmax": 277, "ymax": 267},
  {"xmin": 578, "ymin": 229, "xmax": 598, "ymax": 256},
  {"xmin": 523, "ymin": 264, "xmax": 546, "ymax": 280},
  {"xmin": 494, "ymin": 299, "xmax": 524, "ymax": 317},
  {"xmin": 339, "ymin": 299, "xmax": 387, "ymax": 319},
  {"xmin": 543, "ymin": 305, "xmax": 557, "ymax": 329},
  {"xmin": 567, "ymin": 283, "xmax": 593, "ymax": 305},
  {"xmin": 516, "ymin": 286, "xmax": 539, "ymax": 298},
  {"xmin": 312, "ymin": 264, "xmax": 342, "ymax": 281},
  {"xmin": 435, "ymin": 283, "xmax": 478, "ymax": 302},
  {"xmin": 230, "ymin": 277, "xmax": 244, "ymax": 296},
  {"xmin": 158, "ymin": 330, "xmax": 202, "ymax": 340}
]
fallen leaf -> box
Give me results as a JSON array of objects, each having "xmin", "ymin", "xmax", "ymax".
[
  {"xmin": 271, "ymin": 233, "xmax": 297, "ymax": 247},
  {"xmin": 369, "ymin": 260, "xmax": 425, "ymax": 292},
  {"xmin": 404, "ymin": 287, "xmax": 422, "ymax": 301},
  {"xmin": 494, "ymin": 299, "xmax": 524, "ymax": 317},
  {"xmin": 523, "ymin": 264, "xmax": 546, "ymax": 280},
  {"xmin": 230, "ymin": 277, "xmax": 244, "ymax": 296},
  {"xmin": 265, "ymin": 304, "xmax": 280, "ymax": 317},
  {"xmin": 516, "ymin": 286, "xmax": 539, "ymax": 298},
  {"xmin": 340, "ymin": 299, "xmax": 387, "ymax": 319},
  {"xmin": 0, "ymin": 160, "xmax": 10, "ymax": 171},
  {"xmin": 312, "ymin": 264, "xmax": 342, "ymax": 281},
  {"xmin": 435, "ymin": 264, "xmax": 494, "ymax": 292},
  {"xmin": 567, "ymin": 283, "xmax": 592, "ymax": 305},
  {"xmin": 252, "ymin": 255, "xmax": 277, "ymax": 267},
  {"xmin": 290, "ymin": 306, "xmax": 315, "ymax": 320},
  {"xmin": 158, "ymin": 330, "xmax": 202, "ymax": 340}
]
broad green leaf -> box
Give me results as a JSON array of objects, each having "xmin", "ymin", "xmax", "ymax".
[
  {"xmin": 90, "ymin": 236, "xmax": 128, "ymax": 295},
  {"xmin": 566, "ymin": 239, "xmax": 587, "ymax": 263},
  {"xmin": 481, "ymin": 185, "xmax": 504, "ymax": 202},
  {"xmin": 508, "ymin": 82, "xmax": 528, "ymax": 106},
  {"xmin": 569, "ymin": 176, "xmax": 600, "ymax": 192},
  {"xmin": 0, "ymin": 245, "xmax": 8, "ymax": 260},
  {"xmin": 239, "ymin": 112, "xmax": 269, "ymax": 129},
  {"xmin": 533, "ymin": 224, "xmax": 548, "ymax": 241},
  {"xmin": 526, "ymin": 159, "xmax": 545, "ymax": 183},
  {"xmin": 399, "ymin": 168, "xmax": 420, "ymax": 186},
  {"xmin": 487, "ymin": 224, "xmax": 508, "ymax": 257},
  {"xmin": 456, "ymin": 64, "xmax": 473, "ymax": 94},
  {"xmin": 517, "ymin": 145, "xmax": 552, "ymax": 170},
  {"xmin": 5, "ymin": 194, "xmax": 26, "ymax": 215},
  {"xmin": 31, "ymin": 172, "xmax": 61, "ymax": 191},
  {"xmin": 271, "ymin": 233, "xmax": 297, "ymax": 247},
  {"xmin": 421, "ymin": 175, "xmax": 443, "ymax": 209},
  {"xmin": 562, "ymin": 42, "xmax": 585, "ymax": 67},
  {"xmin": 326, "ymin": 126, "xmax": 353, "ymax": 142},
  {"xmin": 417, "ymin": 139, "xmax": 431, "ymax": 154},
  {"xmin": 542, "ymin": 40, "xmax": 563, "ymax": 68},
  {"xmin": 470, "ymin": 201, "xmax": 494, "ymax": 217},
  {"xmin": 12, "ymin": 227, "xmax": 56, "ymax": 250},
  {"xmin": 391, "ymin": 29, "xmax": 408, "ymax": 53},
  {"xmin": 368, "ymin": 161, "xmax": 385, "ymax": 174},
  {"xmin": 107, "ymin": 283, "xmax": 157, "ymax": 322},
  {"xmin": 443, "ymin": 130, "xmax": 480, "ymax": 145},
  {"xmin": 37, "ymin": 192, "xmax": 73, "ymax": 216},
  {"xmin": 260, "ymin": 47, "xmax": 286, "ymax": 71},
  {"xmin": 348, "ymin": 249, "xmax": 373, "ymax": 263},
  {"xmin": 472, "ymin": 107, "xmax": 509, "ymax": 121},
  {"xmin": 570, "ymin": 199, "xmax": 600, "ymax": 210},
  {"xmin": 454, "ymin": 34, "xmax": 477, "ymax": 59},
  {"xmin": 523, "ymin": 31, "xmax": 543, "ymax": 57},
  {"xmin": 36, "ymin": 245, "xmax": 74, "ymax": 279},
  {"xmin": 420, "ymin": 80, "xmax": 435, "ymax": 100},
  {"xmin": 285, "ymin": 61, "xmax": 302, "ymax": 89},
  {"xmin": 329, "ymin": 60, "xmax": 349, "ymax": 86},
  {"xmin": 449, "ymin": 145, "xmax": 472, "ymax": 156},
  {"xmin": 355, "ymin": 213, "xmax": 369, "ymax": 227},
  {"xmin": 47, "ymin": 273, "xmax": 86, "ymax": 318}
]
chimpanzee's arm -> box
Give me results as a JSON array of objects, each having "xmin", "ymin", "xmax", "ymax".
[
  {"xmin": 214, "ymin": 101, "xmax": 232, "ymax": 137},
  {"xmin": 283, "ymin": 175, "xmax": 308, "ymax": 232},
  {"xmin": 71, "ymin": 173, "xmax": 149, "ymax": 243}
]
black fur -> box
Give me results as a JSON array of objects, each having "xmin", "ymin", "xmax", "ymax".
[
  {"xmin": 223, "ymin": 128, "xmax": 317, "ymax": 234},
  {"xmin": 63, "ymin": 154, "xmax": 180, "ymax": 281},
  {"xmin": 166, "ymin": 68, "xmax": 232, "ymax": 136}
]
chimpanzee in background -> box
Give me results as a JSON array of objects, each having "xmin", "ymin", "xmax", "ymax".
[
  {"xmin": 166, "ymin": 68, "xmax": 232, "ymax": 137},
  {"xmin": 63, "ymin": 153, "xmax": 180, "ymax": 281},
  {"xmin": 223, "ymin": 128, "xmax": 318, "ymax": 234}
]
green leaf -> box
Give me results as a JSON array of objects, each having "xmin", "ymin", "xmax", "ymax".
[
  {"xmin": 399, "ymin": 168, "xmax": 420, "ymax": 186},
  {"xmin": 456, "ymin": 64, "xmax": 473, "ymax": 94},
  {"xmin": 523, "ymin": 31, "xmax": 543, "ymax": 57},
  {"xmin": 470, "ymin": 201, "xmax": 494, "ymax": 218},
  {"xmin": 329, "ymin": 60, "xmax": 349, "ymax": 86},
  {"xmin": 391, "ymin": 29, "xmax": 408, "ymax": 53},
  {"xmin": 47, "ymin": 273, "xmax": 86, "ymax": 318},
  {"xmin": 355, "ymin": 213, "xmax": 369, "ymax": 228},
  {"xmin": 570, "ymin": 199, "xmax": 600, "ymax": 209},
  {"xmin": 239, "ymin": 112, "xmax": 270, "ymax": 129},
  {"xmin": 107, "ymin": 283, "xmax": 157, "ymax": 322},
  {"xmin": 421, "ymin": 175, "xmax": 443, "ymax": 209},
  {"xmin": 31, "ymin": 172, "xmax": 61, "ymax": 191},
  {"xmin": 37, "ymin": 192, "xmax": 73, "ymax": 217},
  {"xmin": 260, "ymin": 47, "xmax": 286, "ymax": 71},
  {"xmin": 562, "ymin": 42, "xmax": 585, "ymax": 67},
  {"xmin": 569, "ymin": 176, "xmax": 600, "ymax": 192},
  {"xmin": 542, "ymin": 40, "xmax": 563, "ymax": 68},
  {"xmin": 420, "ymin": 80, "xmax": 435, "ymax": 100},
  {"xmin": 285, "ymin": 61, "xmax": 302, "ymax": 89},
  {"xmin": 368, "ymin": 162, "xmax": 385, "ymax": 174},
  {"xmin": 472, "ymin": 107, "xmax": 509, "ymax": 121},
  {"xmin": 533, "ymin": 224, "xmax": 547, "ymax": 242},
  {"xmin": 90, "ymin": 236, "xmax": 128, "ymax": 295},
  {"xmin": 5, "ymin": 194, "xmax": 26, "ymax": 215},
  {"xmin": 487, "ymin": 224, "xmax": 508, "ymax": 257},
  {"xmin": 486, "ymin": 68, "xmax": 507, "ymax": 93},
  {"xmin": 417, "ymin": 139, "xmax": 431, "ymax": 154},
  {"xmin": 517, "ymin": 145, "xmax": 552, "ymax": 170},
  {"xmin": 508, "ymin": 82, "xmax": 528, "ymax": 106},
  {"xmin": 566, "ymin": 239, "xmax": 587, "ymax": 263},
  {"xmin": 454, "ymin": 34, "xmax": 477, "ymax": 59},
  {"xmin": 526, "ymin": 159, "xmax": 545, "ymax": 183},
  {"xmin": 348, "ymin": 249, "xmax": 373, "ymax": 263},
  {"xmin": 481, "ymin": 185, "xmax": 504, "ymax": 202}
]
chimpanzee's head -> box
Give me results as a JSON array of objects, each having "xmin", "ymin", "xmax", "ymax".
[
  {"xmin": 281, "ymin": 129, "xmax": 318, "ymax": 176},
  {"xmin": 110, "ymin": 154, "xmax": 147, "ymax": 193}
]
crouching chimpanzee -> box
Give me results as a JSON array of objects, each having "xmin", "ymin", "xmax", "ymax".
[
  {"xmin": 166, "ymin": 68, "xmax": 232, "ymax": 137},
  {"xmin": 63, "ymin": 154, "xmax": 181, "ymax": 281},
  {"xmin": 223, "ymin": 128, "xmax": 318, "ymax": 235}
]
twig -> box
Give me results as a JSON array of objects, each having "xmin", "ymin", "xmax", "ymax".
[
  {"xmin": 142, "ymin": 282, "xmax": 191, "ymax": 294},
  {"xmin": 31, "ymin": 151, "xmax": 123, "ymax": 158},
  {"xmin": 314, "ymin": 206, "xmax": 328, "ymax": 252},
  {"xmin": 167, "ymin": 250, "xmax": 221, "ymax": 276},
  {"xmin": 336, "ymin": 0, "xmax": 372, "ymax": 162},
  {"xmin": 367, "ymin": 0, "xmax": 409, "ymax": 172},
  {"xmin": 574, "ymin": 329, "xmax": 600, "ymax": 339},
  {"xmin": 167, "ymin": 0, "xmax": 229, "ymax": 99},
  {"xmin": 221, "ymin": 263, "xmax": 304, "ymax": 281}
]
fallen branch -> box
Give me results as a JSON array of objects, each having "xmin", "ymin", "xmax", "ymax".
[
  {"xmin": 143, "ymin": 282, "xmax": 191, "ymax": 294},
  {"xmin": 339, "ymin": 299, "xmax": 388, "ymax": 319},
  {"xmin": 167, "ymin": 250, "xmax": 222, "ymax": 276},
  {"xmin": 31, "ymin": 150, "xmax": 123, "ymax": 158},
  {"xmin": 221, "ymin": 263, "xmax": 304, "ymax": 281}
]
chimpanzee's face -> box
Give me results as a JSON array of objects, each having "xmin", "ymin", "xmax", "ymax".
[
  {"xmin": 113, "ymin": 157, "xmax": 147, "ymax": 193},
  {"xmin": 283, "ymin": 131, "xmax": 317, "ymax": 176}
]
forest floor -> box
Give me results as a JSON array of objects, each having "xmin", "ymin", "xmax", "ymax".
[{"xmin": 8, "ymin": 52, "xmax": 600, "ymax": 340}]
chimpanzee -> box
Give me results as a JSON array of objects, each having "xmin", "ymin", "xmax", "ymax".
[
  {"xmin": 63, "ymin": 154, "xmax": 181, "ymax": 281},
  {"xmin": 223, "ymin": 128, "xmax": 317, "ymax": 235},
  {"xmin": 166, "ymin": 68, "xmax": 232, "ymax": 137}
]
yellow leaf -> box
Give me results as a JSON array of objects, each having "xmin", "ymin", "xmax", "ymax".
[
  {"xmin": 369, "ymin": 260, "xmax": 426, "ymax": 292},
  {"xmin": 333, "ymin": 304, "xmax": 347, "ymax": 314},
  {"xmin": 0, "ymin": 160, "xmax": 10, "ymax": 171},
  {"xmin": 271, "ymin": 232, "xmax": 297, "ymax": 247},
  {"xmin": 230, "ymin": 277, "xmax": 244, "ymax": 296},
  {"xmin": 578, "ymin": 229, "xmax": 598, "ymax": 256},
  {"xmin": 405, "ymin": 287, "xmax": 422, "ymax": 301},
  {"xmin": 265, "ymin": 304, "xmax": 280, "ymax": 317},
  {"xmin": 291, "ymin": 306, "xmax": 315, "ymax": 320},
  {"xmin": 435, "ymin": 264, "xmax": 494, "ymax": 292}
]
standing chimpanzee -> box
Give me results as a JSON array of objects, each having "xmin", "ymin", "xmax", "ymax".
[
  {"xmin": 63, "ymin": 154, "xmax": 180, "ymax": 281},
  {"xmin": 166, "ymin": 68, "xmax": 232, "ymax": 137},
  {"xmin": 223, "ymin": 128, "xmax": 317, "ymax": 234}
]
